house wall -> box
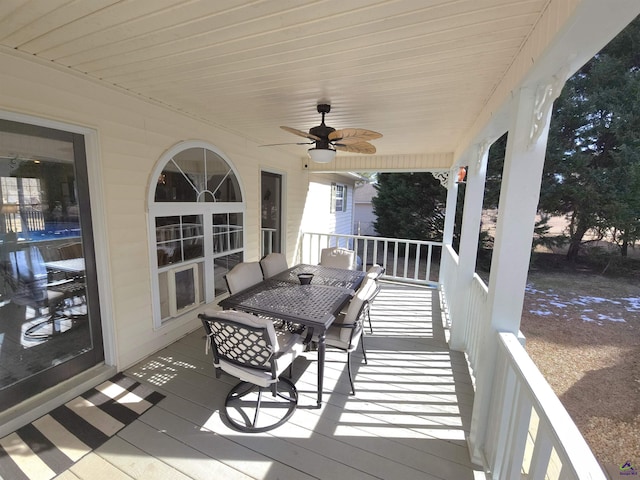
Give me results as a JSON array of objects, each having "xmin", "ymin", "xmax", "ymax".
[
  {"xmin": 300, "ymin": 173, "xmax": 355, "ymax": 238},
  {"xmin": 353, "ymin": 183, "xmax": 377, "ymax": 236},
  {"xmin": 0, "ymin": 49, "xmax": 309, "ymax": 370}
]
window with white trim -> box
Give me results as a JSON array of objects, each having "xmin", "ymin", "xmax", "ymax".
[
  {"xmin": 330, "ymin": 183, "xmax": 347, "ymax": 213},
  {"xmin": 149, "ymin": 142, "xmax": 244, "ymax": 327}
]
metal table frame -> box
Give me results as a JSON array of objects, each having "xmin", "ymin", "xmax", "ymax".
[{"xmin": 219, "ymin": 265, "xmax": 365, "ymax": 406}]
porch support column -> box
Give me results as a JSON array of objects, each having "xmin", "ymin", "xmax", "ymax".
[
  {"xmin": 441, "ymin": 167, "xmax": 458, "ymax": 246},
  {"xmin": 467, "ymin": 76, "xmax": 564, "ymax": 465},
  {"xmin": 449, "ymin": 142, "xmax": 489, "ymax": 351}
]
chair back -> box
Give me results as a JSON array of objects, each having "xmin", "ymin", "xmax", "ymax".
[
  {"xmin": 58, "ymin": 242, "xmax": 83, "ymax": 260},
  {"xmin": 260, "ymin": 253, "xmax": 288, "ymax": 278},
  {"xmin": 338, "ymin": 277, "xmax": 377, "ymax": 344},
  {"xmin": 224, "ymin": 261, "xmax": 263, "ymax": 294},
  {"xmin": 200, "ymin": 310, "xmax": 278, "ymax": 378},
  {"xmin": 366, "ymin": 264, "xmax": 385, "ymax": 280},
  {"xmin": 320, "ymin": 247, "xmax": 355, "ymax": 270},
  {"xmin": 5, "ymin": 246, "xmax": 49, "ymax": 306}
]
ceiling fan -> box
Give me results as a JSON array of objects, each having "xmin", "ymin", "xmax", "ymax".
[{"xmin": 275, "ymin": 104, "xmax": 382, "ymax": 163}]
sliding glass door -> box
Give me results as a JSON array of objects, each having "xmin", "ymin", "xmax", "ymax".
[{"xmin": 0, "ymin": 119, "xmax": 103, "ymax": 410}]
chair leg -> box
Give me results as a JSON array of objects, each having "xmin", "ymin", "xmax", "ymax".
[
  {"xmin": 252, "ymin": 387, "xmax": 263, "ymax": 427},
  {"xmin": 361, "ymin": 335, "xmax": 368, "ymax": 364},
  {"xmin": 367, "ymin": 307, "xmax": 373, "ymax": 334},
  {"xmin": 346, "ymin": 351, "xmax": 355, "ymax": 395}
]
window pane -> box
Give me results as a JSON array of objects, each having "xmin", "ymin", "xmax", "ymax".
[
  {"xmin": 155, "ymin": 215, "xmax": 203, "ymax": 265},
  {"xmin": 213, "ymin": 252, "xmax": 243, "ymax": 296},
  {"xmin": 212, "ymin": 213, "xmax": 243, "ymax": 253},
  {"xmin": 154, "ymin": 148, "xmax": 242, "ymax": 203}
]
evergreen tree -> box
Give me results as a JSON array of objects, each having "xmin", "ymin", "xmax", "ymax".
[
  {"xmin": 372, "ymin": 172, "xmax": 446, "ymax": 241},
  {"xmin": 540, "ymin": 16, "xmax": 640, "ymax": 259}
]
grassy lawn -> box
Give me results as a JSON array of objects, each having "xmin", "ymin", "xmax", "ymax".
[{"xmin": 519, "ymin": 254, "xmax": 640, "ymax": 470}]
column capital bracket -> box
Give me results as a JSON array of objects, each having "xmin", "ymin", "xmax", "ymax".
[{"xmin": 528, "ymin": 68, "xmax": 568, "ymax": 150}]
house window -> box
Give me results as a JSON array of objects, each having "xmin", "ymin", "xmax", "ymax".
[
  {"xmin": 331, "ymin": 183, "xmax": 347, "ymax": 213},
  {"xmin": 1, "ymin": 177, "xmax": 44, "ymax": 233},
  {"xmin": 148, "ymin": 142, "xmax": 244, "ymax": 327}
]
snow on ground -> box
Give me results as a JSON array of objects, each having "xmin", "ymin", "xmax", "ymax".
[{"xmin": 525, "ymin": 284, "xmax": 640, "ymax": 324}]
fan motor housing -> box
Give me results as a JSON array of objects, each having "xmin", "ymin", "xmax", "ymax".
[
  {"xmin": 309, "ymin": 104, "xmax": 335, "ymax": 149},
  {"xmin": 309, "ymin": 124, "xmax": 335, "ymax": 149}
]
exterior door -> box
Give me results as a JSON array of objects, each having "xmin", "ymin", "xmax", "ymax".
[
  {"xmin": 0, "ymin": 119, "xmax": 103, "ymax": 410},
  {"xmin": 261, "ymin": 172, "xmax": 283, "ymax": 256}
]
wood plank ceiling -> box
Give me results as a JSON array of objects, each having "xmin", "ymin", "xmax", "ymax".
[{"xmin": 0, "ymin": 0, "xmax": 551, "ymax": 157}]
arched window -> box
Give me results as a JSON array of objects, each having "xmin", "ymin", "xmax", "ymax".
[{"xmin": 148, "ymin": 141, "xmax": 244, "ymax": 328}]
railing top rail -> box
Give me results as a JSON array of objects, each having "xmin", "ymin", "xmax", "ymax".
[
  {"xmin": 471, "ymin": 273, "xmax": 489, "ymax": 294},
  {"xmin": 302, "ymin": 232, "xmax": 442, "ymax": 247},
  {"xmin": 498, "ymin": 332, "xmax": 606, "ymax": 480}
]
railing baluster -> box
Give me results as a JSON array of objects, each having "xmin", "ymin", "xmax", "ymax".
[
  {"xmin": 528, "ymin": 421, "xmax": 553, "ymax": 480},
  {"xmin": 414, "ymin": 243, "xmax": 420, "ymax": 280},
  {"xmin": 373, "ymin": 239, "xmax": 378, "ymax": 267}
]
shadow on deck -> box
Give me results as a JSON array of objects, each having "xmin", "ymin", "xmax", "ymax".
[{"xmin": 106, "ymin": 281, "xmax": 482, "ymax": 479}]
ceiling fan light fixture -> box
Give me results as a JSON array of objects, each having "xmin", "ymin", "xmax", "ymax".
[{"xmin": 308, "ymin": 147, "xmax": 336, "ymax": 163}]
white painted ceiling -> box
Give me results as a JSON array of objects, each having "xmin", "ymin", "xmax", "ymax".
[{"xmin": 0, "ymin": 0, "xmax": 551, "ymax": 157}]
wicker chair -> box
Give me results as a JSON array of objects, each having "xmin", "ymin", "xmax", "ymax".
[{"xmin": 199, "ymin": 310, "xmax": 307, "ymax": 432}]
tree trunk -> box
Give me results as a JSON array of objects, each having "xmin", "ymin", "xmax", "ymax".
[
  {"xmin": 566, "ymin": 221, "xmax": 590, "ymax": 262},
  {"xmin": 621, "ymin": 240, "xmax": 628, "ymax": 257}
]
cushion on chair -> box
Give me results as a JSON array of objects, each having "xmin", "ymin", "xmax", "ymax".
[
  {"xmin": 201, "ymin": 310, "xmax": 305, "ymax": 388},
  {"xmin": 225, "ymin": 262, "xmax": 263, "ymax": 294},
  {"xmin": 327, "ymin": 277, "xmax": 377, "ymax": 348},
  {"xmin": 319, "ymin": 247, "xmax": 355, "ymax": 270},
  {"xmin": 260, "ymin": 253, "xmax": 288, "ymax": 278}
]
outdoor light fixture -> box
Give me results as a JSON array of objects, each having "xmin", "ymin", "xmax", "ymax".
[
  {"xmin": 308, "ymin": 147, "xmax": 336, "ymax": 164},
  {"xmin": 456, "ymin": 166, "xmax": 467, "ymax": 183}
]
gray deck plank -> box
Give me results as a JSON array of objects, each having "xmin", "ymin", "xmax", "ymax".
[
  {"xmin": 116, "ymin": 419, "xmax": 254, "ymax": 480},
  {"xmin": 119, "ymin": 282, "xmax": 483, "ymax": 480},
  {"xmin": 95, "ymin": 436, "xmax": 193, "ymax": 480}
]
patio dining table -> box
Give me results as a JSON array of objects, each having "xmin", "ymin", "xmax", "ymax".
[{"xmin": 218, "ymin": 264, "xmax": 366, "ymax": 406}]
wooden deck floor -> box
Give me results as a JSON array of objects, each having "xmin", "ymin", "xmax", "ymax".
[{"xmin": 64, "ymin": 282, "xmax": 482, "ymax": 479}]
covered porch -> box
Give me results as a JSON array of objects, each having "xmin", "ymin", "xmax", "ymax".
[
  {"xmin": 1, "ymin": 2, "xmax": 640, "ymax": 479},
  {"xmin": 69, "ymin": 281, "xmax": 479, "ymax": 479}
]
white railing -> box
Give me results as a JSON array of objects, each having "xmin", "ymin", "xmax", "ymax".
[
  {"xmin": 299, "ymin": 232, "xmax": 441, "ymax": 285},
  {"xmin": 438, "ymin": 244, "xmax": 459, "ymax": 327},
  {"xmin": 439, "ymin": 244, "xmax": 605, "ymax": 479},
  {"xmin": 261, "ymin": 227, "xmax": 277, "ymax": 257},
  {"xmin": 483, "ymin": 332, "xmax": 606, "ymax": 480},
  {"xmin": 465, "ymin": 273, "xmax": 489, "ymax": 375}
]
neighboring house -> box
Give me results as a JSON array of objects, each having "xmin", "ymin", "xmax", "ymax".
[
  {"xmin": 300, "ymin": 172, "xmax": 364, "ymax": 263},
  {"xmin": 353, "ymin": 182, "xmax": 378, "ymax": 236}
]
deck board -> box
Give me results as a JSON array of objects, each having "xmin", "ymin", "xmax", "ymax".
[{"xmin": 111, "ymin": 282, "xmax": 482, "ymax": 479}]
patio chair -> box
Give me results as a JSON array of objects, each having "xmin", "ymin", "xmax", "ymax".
[
  {"xmin": 319, "ymin": 247, "xmax": 355, "ymax": 270},
  {"xmin": 326, "ymin": 277, "xmax": 378, "ymax": 395},
  {"xmin": 366, "ymin": 264, "xmax": 385, "ymax": 281},
  {"xmin": 259, "ymin": 252, "xmax": 288, "ymax": 279},
  {"xmin": 224, "ymin": 261, "xmax": 263, "ymax": 294},
  {"xmin": 364, "ymin": 264, "xmax": 385, "ymax": 333},
  {"xmin": 2, "ymin": 245, "xmax": 83, "ymax": 339},
  {"xmin": 57, "ymin": 242, "xmax": 83, "ymax": 260},
  {"xmin": 199, "ymin": 310, "xmax": 308, "ymax": 432}
]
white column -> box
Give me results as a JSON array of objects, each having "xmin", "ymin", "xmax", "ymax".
[
  {"xmin": 467, "ymin": 76, "xmax": 564, "ymax": 464},
  {"xmin": 441, "ymin": 168, "xmax": 458, "ymax": 246},
  {"xmin": 449, "ymin": 142, "xmax": 490, "ymax": 351}
]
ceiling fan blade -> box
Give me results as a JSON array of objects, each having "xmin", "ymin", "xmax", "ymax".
[
  {"xmin": 260, "ymin": 141, "xmax": 313, "ymax": 147},
  {"xmin": 281, "ymin": 126, "xmax": 321, "ymax": 141},
  {"xmin": 334, "ymin": 142, "xmax": 376, "ymax": 154},
  {"xmin": 329, "ymin": 128, "xmax": 382, "ymax": 143}
]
